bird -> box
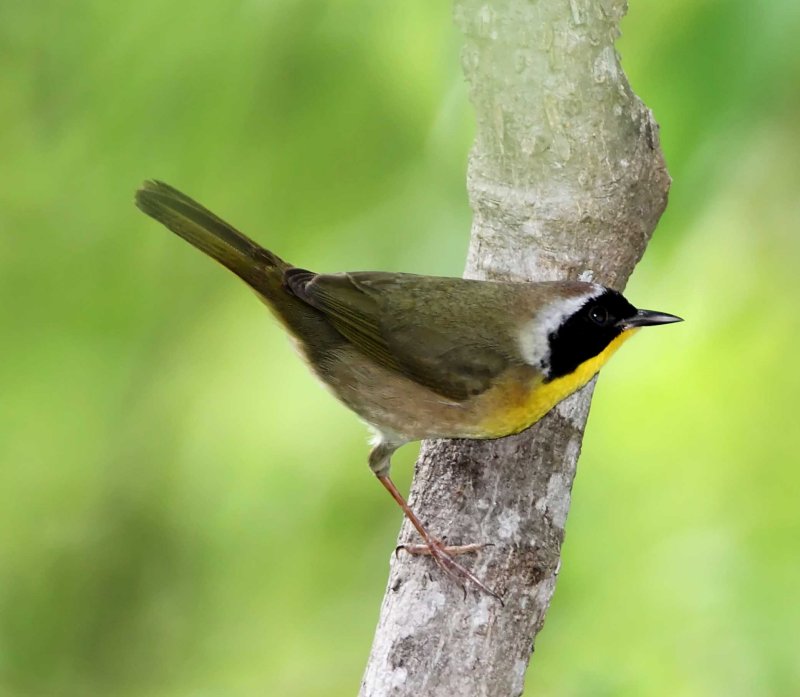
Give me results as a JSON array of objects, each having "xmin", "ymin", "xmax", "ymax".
[{"xmin": 135, "ymin": 180, "xmax": 682, "ymax": 599}]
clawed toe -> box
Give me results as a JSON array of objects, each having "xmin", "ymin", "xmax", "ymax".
[{"xmin": 396, "ymin": 542, "xmax": 491, "ymax": 557}]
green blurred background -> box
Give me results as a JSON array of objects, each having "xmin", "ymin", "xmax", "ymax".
[{"xmin": 1, "ymin": 1, "xmax": 798, "ymax": 695}]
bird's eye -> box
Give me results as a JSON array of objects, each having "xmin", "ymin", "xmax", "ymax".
[{"xmin": 588, "ymin": 305, "xmax": 609, "ymax": 325}]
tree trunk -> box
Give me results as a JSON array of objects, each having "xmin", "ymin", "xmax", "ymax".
[{"xmin": 361, "ymin": 0, "xmax": 669, "ymax": 695}]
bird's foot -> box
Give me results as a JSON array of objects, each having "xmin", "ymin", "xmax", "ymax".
[
  {"xmin": 396, "ymin": 539, "xmax": 503, "ymax": 603},
  {"xmin": 375, "ymin": 473, "xmax": 502, "ymax": 602}
]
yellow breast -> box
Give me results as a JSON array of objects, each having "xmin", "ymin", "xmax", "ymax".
[{"xmin": 476, "ymin": 328, "xmax": 639, "ymax": 437}]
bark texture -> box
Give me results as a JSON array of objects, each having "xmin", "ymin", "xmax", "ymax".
[{"xmin": 361, "ymin": 1, "xmax": 670, "ymax": 695}]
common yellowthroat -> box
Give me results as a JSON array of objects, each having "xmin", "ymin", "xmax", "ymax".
[{"xmin": 135, "ymin": 180, "xmax": 682, "ymax": 598}]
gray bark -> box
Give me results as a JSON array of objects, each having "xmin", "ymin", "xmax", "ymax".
[{"xmin": 361, "ymin": 0, "xmax": 669, "ymax": 695}]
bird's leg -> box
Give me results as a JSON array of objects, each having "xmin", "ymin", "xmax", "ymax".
[{"xmin": 375, "ymin": 472, "xmax": 501, "ymax": 602}]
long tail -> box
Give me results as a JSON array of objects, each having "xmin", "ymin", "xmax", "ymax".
[{"xmin": 135, "ymin": 180, "xmax": 287, "ymax": 296}]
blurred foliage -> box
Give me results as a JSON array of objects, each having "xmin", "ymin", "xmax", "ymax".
[{"xmin": 0, "ymin": 0, "xmax": 798, "ymax": 695}]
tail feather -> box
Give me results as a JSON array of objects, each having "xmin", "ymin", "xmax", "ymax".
[
  {"xmin": 135, "ymin": 180, "xmax": 286, "ymax": 292},
  {"xmin": 136, "ymin": 180, "xmax": 351, "ymax": 359},
  {"xmin": 138, "ymin": 180, "xmax": 237, "ymax": 236}
]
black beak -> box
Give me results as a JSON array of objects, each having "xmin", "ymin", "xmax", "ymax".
[{"xmin": 619, "ymin": 309, "xmax": 684, "ymax": 329}]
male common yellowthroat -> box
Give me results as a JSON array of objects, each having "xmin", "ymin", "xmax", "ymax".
[{"xmin": 135, "ymin": 180, "xmax": 682, "ymax": 598}]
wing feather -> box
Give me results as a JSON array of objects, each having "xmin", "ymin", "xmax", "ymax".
[{"xmin": 285, "ymin": 270, "xmax": 517, "ymax": 400}]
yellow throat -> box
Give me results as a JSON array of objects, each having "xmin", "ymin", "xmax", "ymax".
[{"xmin": 478, "ymin": 328, "xmax": 640, "ymax": 437}]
